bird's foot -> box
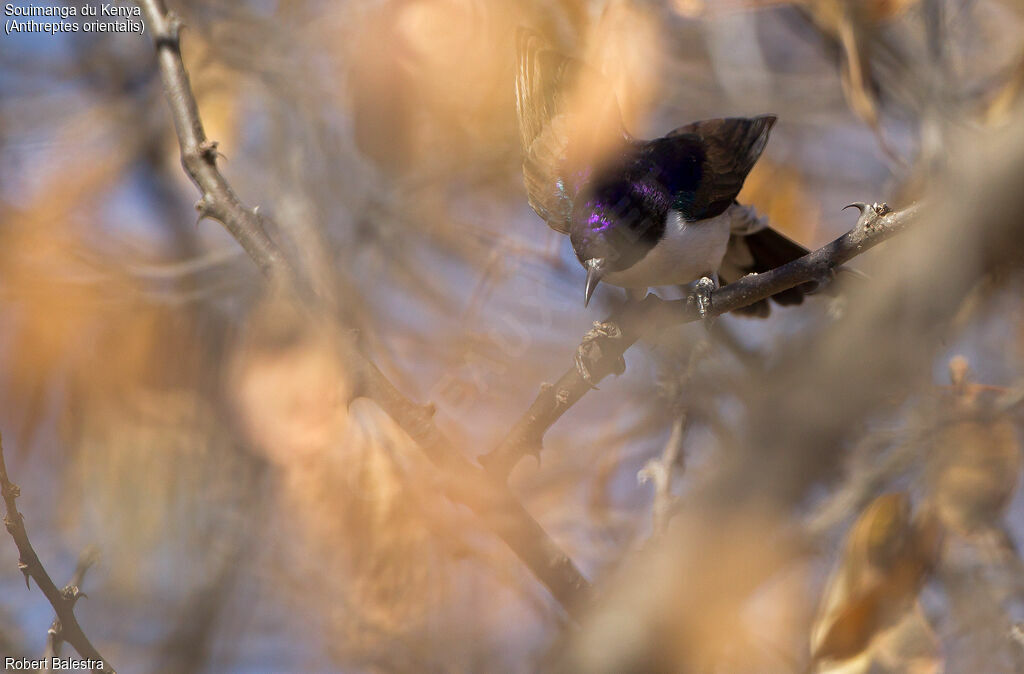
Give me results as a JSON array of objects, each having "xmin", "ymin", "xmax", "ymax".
[
  {"xmin": 574, "ymin": 320, "xmax": 626, "ymax": 389},
  {"xmin": 693, "ymin": 276, "xmax": 718, "ymax": 324}
]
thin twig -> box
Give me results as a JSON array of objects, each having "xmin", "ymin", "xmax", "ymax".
[
  {"xmin": 638, "ymin": 415, "xmax": 686, "ymax": 536},
  {"xmin": 637, "ymin": 340, "xmax": 709, "ymax": 535},
  {"xmin": 137, "ymin": 0, "xmax": 592, "ymax": 617},
  {"xmin": 480, "ymin": 202, "xmax": 919, "ymax": 481},
  {"xmin": 43, "ymin": 547, "xmax": 100, "ymax": 672},
  {"xmin": 0, "ymin": 433, "xmax": 113, "ymax": 672},
  {"xmin": 141, "ymin": 5, "xmax": 287, "ymax": 281}
]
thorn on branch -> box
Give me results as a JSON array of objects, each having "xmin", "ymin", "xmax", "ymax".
[
  {"xmin": 198, "ymin": 140, "xmax": 220, "ymax": 163},
  {"xmin": 844, "ymin": 201, "xmax": 892, "ymax": 229},
  {"xmin": 18, "ymin": 561, "xmax": 30, "ymax": 589},
  {"xmin": 195, "ymin": 195, "xmax": 214, "ymax": 221}
]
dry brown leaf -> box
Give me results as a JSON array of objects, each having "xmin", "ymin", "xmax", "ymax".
[
  {"xmin": 925, "ymin": 357, "xmax": 1022, "ymax": 538},
  {"xmin": 738, "ymin": 159, "xmax": 821, "ymax": 245},
  {"xmin": 811, "ymin": 493, "xmax": 942, "ymax": 668},
  {"xmin": 583, "ymin": 0, "xmax": 664, "ymax": 133},
  {"xmin": 228, "ymin": 291, "xmax": 352, "ymax": 465}
]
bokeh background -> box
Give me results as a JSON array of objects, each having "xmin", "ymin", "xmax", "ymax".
[{"xmin": 2, "ymin": 0, "xmax": 1024, "ymax": 671}]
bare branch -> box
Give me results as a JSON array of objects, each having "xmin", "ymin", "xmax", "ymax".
[
  {"xmin": 0, "ymin": 434, "xmax": 113, "ymax": 673},
  {"xmin": 141, "ymin": 2, "xmax": 289, "ymax": 281},
  {"xmin": 136, "ymin": 0, "xmax": 592, "ymax": 617},
  {"xmin": 43, "ymin": 547, "xmax": 100, "ymax": 672},
  {"xmin": 480, "ymin": 202, "xmax": 920, "ymax": 480}
]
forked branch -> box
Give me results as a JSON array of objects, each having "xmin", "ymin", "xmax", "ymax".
[
  {"xmin": 0, "ymin": 434, "xmax": 113, "ymax": 673},
  {"xmin": 137, "ymin": 0, "xmax": 592, "ymax": 618},
  {"xmin": 480, "ymin": 202, "xmax": 919, "ymax": 480}
]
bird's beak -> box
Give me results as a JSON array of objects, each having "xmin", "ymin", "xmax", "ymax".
[{"xmin": 584, "ymin": 258, "xmax": 605, "ymax": 307}]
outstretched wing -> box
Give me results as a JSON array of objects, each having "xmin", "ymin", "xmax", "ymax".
[
  {"xmin": 665, "ymin": 115, "xmax": 776, "ymax": 221},
  {"xmin": 515, "ymin": 28, "xmax": 629, "ymax": 234}
]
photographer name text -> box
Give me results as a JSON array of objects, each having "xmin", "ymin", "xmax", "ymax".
[{"xmin": 5, "ymin": 656, "xmax": 106, "ymax": 670}]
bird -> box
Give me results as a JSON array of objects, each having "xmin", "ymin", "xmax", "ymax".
[{"xmin": 514, "ymin": 27, "xmax": 815, "ymax": 318}]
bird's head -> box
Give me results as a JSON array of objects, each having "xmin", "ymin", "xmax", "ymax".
[
  {"xmin": 569, "ymin": 206, "xmax": 619, "ymax": 307},
  {"xmin": 569, "ymin": 177, "xmax": 665, "ymax": 306}
]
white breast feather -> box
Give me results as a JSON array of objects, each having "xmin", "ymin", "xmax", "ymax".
[{"xmin": 602, "ymin": 206, "xmax": 738, "ymax": 289}]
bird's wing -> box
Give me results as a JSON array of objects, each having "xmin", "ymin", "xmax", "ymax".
[
  {"xmin": 515, "ymin": 28, "xmax": 629, "ymax": 234},
  {"xmin": 665, "ymin": 116, "xmax": 776, "ymax": 220},
  {"xmin": 719, "ymin": 204, "xmax": 812, "ymax": 317}
]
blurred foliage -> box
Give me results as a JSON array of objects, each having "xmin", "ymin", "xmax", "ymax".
[{"xmin": 0, "ymin": 0, "xmax": 1023, "ymax": 671}]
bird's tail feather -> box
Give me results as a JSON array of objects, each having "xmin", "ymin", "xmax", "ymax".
[{"xmin": 719, "ymin": 205, "xmax": 862, "ymax": 317}]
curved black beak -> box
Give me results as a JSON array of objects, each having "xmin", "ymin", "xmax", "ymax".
[{"xmin": 584, "ymin": 258, "xmax": 605, "ymax": 307}]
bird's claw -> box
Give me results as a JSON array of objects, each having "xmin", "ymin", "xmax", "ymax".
[
  {"xmin": 575, "ymin": 321, "xmax": 625, "ymax": 389},
  {"xmin": 694, "ymin": 276, "xmax": 717, "ymax": 323},
  {"xmin": 586, "ymin": 320, "xmax": 622, "ymax": 341},
  {"xmin": 574, "ymin": 350, "xmax": 598, "ymax": 389}
]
